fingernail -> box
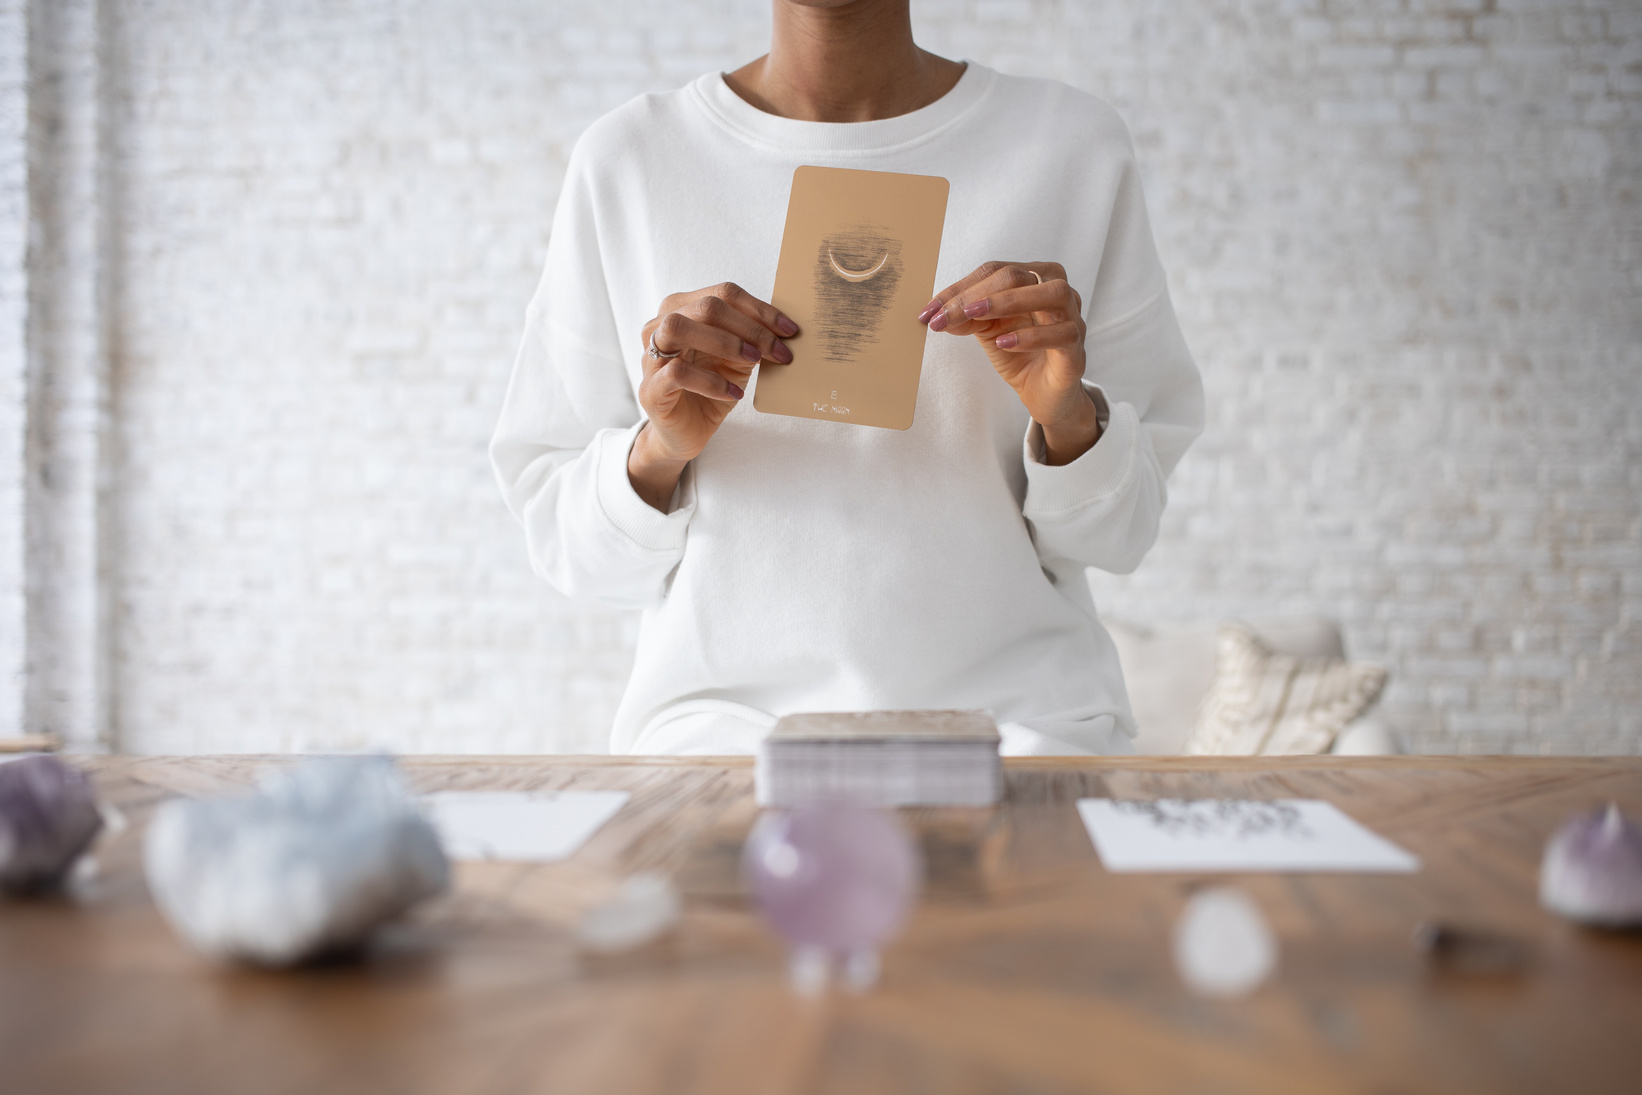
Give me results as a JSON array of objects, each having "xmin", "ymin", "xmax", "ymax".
[
  {"xmin": 741, "ymin": 341, "xmax": 762, "ymax": 363},
  {"xmin": 963, "ymin": 299, "xmax": 990, "ymax": 319},
  {"xmin": 918, "ymin": 299, "xmax": 942, "ymax": 324},
  {"xmin": 772, "ymin": 340, "xmax": 793, "ymax": 363},
  {"xmin": 727, "ymin": 382, "xmax": 745, "ymax": 400},
  {"xmin": 929, "ymin": 311, "xmax": 949, "ymax": 332},
  {"xmin": 776, "ymin": 315, "xmax": 799, "ymax": 337},
  {"xmin": 995, "ymin": 332, "xmax": 1018, "ymax": 349}
]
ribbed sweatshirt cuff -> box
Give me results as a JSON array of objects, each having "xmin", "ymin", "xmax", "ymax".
[
  {"xmin": 593, "ymin": 422, "xmax": 694, "ymax": 552},
  {"xmin": 1022, "ymin": 389, "xmax": 1138, "ymax": 516}
]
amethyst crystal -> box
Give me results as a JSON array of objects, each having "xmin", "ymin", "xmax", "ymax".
[
  {"xmin": 0, "ymin": 755, "xmax": 104, "ymax": 894},
  {"xmin": 1540, "ymin": 802, "xmax": 1642, "ymax": 927},
  {"xmin": 743, "ymin": 804, "xmax": 920, "ymax": 992}
]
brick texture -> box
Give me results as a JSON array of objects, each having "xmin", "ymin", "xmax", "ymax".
[
  {"xmin": 1032, "ymin": 0, "xmax": 1642, "ymax": 755},
  {"xmin": 2, "ymin": 1, "xmax": 1637, "ymax": 754},
  {"xmin": 0, "ymin": 0, "xmax": 22, "ymax": 737}
]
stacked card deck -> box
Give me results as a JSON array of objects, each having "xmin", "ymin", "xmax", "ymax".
[{"xmin": 755, "ymin": 709, "xmax": 1003, "ymax": 808}]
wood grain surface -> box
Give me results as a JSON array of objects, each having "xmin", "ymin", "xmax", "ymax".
[{"xmin": 3, "ymin": 756, "xmax": 1641, "ymax": 1095}]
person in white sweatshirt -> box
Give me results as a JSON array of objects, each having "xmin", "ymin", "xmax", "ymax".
[{"xmin": 490, "ymin": 1, "xmax": 1205, "ymax": 756}]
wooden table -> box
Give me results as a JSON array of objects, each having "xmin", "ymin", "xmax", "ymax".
[{"xmin": 4, "ymin": 757, "xmax": 1641, "ymax": 1094}]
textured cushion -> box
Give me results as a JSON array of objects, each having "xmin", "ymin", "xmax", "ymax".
[
  {"xmin": 1108, "ymin": 617, "xmax": 1348, "ymax": 755},
  {"xmin": 1182, "ymin": 626, "xmax": 1388, "ymax": 756}
]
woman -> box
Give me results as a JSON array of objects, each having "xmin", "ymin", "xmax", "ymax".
[{"xmin": 491, "ymin": 1, "xmax": 1204, "ymax": 755}]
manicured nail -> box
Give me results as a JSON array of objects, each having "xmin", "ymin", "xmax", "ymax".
[
  {"xmin": 963, "ymin": 299, "xmax": 990, "ymax": 319},
  {"xmin": 776, "ymin": 315, "xmax": 799, "ymax": 337},
  {"xmin": 727, "ymin": 382, "xmax": 745, "ymax": 400},
  {"xmin": 918, "ymin": 299, "xmax": 942, "ymax": 324},
  {"xmin": 928, "ymin": 310, "xmax": 949, "ymax": 332},
  {"xmin": 995, "ymin": 332, "xmax": 1018, "ymax": 349},
  {"xmin": 741, "ymin": 341, "xmax": 762, "ymax": 363},
  {"xmin": 772, "ymin": 340, "xmax": 793, "ymax": 363}
]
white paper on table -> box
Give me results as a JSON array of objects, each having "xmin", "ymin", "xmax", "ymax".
[
  {"xmin": 422, "ymin": 790, "xmax": 630, "ymax": 862},
  {"xmin": 1077, "ymin": 798, "xmax": 1419, "ymax": 873}
]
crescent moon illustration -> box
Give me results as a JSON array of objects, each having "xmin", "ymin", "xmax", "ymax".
[{"xmin": 827, "ymin": 249, "xmax": 889, "ymax": 282}]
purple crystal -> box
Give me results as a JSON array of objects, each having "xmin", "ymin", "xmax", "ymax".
[
  {"xmin": 743, "ymin": 804, "xmax": 920, "ymax": 956},
  {"xmin": 0, "ymin": 756, "xmax": 104, "ymax": 893},
  {"xmin": 1540, "ymin": 802, "xmax": 1642, "ymax": 927}
]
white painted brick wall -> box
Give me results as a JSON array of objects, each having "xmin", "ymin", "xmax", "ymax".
[
  {"xmin": 21, "ymin": 0, "xmax": 116, "ymax": 750},
  {"xmin": 0, "ymin": 0, "xmax": 23, "ymax": 737},
  {"xmin": 1043, "ymin": 0, "xmax": 1642, "ymax": 755},
  {"xmin": 5, "ymin": 1, "xmax": 1638, "ymax": 754},
  {"xmin": 109, "ymin": 0, "xmax": 776, "ymax": 754}
]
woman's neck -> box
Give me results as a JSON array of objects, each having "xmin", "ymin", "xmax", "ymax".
[{"xmin": 724, "ymin": 1, "xmax": 965, "ymax": 123}]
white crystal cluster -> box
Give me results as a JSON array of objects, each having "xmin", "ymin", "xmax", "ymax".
[{"xmin": 144, "ymin": 756, "xmax": 449, "ymax": 965}]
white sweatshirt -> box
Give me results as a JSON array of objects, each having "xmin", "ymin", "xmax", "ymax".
[{"xmin": 491, "ymin": 63, "xmax": 1204, "ymax": 755}]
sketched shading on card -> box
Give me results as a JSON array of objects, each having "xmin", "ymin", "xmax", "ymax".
[
  {"xmin": 814, "ymin": 227, "xmax": 904, "ymax": 362},
  {"xmin": 756, "ymin": 166, "xmax": 949, "ymax": 430}
]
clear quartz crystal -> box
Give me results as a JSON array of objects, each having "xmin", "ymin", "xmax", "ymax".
[{"xmin": 743, "ymin": 803, "xmax": 920, "ymax": 994}]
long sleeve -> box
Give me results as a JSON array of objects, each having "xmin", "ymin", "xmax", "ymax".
[
  {"xmin": 489, "ymin": 141, "xmax": 695, "ymax": 608},
  {"xmin": 1021, "ymin": 137, "xmax": 1205, "ymax": 577}
]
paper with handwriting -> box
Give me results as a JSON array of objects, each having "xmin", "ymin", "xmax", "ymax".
[{"xmin": 1077, "ymin": 798, "xmax": 1419, "ymax": 873}]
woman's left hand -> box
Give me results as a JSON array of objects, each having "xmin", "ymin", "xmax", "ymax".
[{"xmin": 920, "ymin": 262, "xmax": 1101, "ymax": 465}]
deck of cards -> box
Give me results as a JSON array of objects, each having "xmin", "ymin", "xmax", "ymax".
[{"xmin": 756, "ymin": 709, "xmax": 1002, "ymax": 808}]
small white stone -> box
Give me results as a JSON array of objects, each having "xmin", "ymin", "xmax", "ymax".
[
  {"xmin": 841, "ymin": 948, "xmax": 880, "ymax": 993},
  {"xmin": 143, "ymin": 756, "xmax": 449, "ymax": 966},
  {"xmin": 1173, "ymin": 886, "xmax": 1279, "ymax": 998},
  {"xmin": 788, "ymin": 945, "xmax": 830, "ymax": 998},
  {"xmin": 577, "ymin": 872, "xmax": 680, "ymax": 952}
]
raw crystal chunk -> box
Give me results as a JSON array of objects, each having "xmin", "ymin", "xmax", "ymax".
[
  {"xmin": 144, "ymin": 756, "xmax": 449, "ymax": 965},
  {"xmin": 0, "ymin": 756, "xmax": 104, "ymax": 893}
]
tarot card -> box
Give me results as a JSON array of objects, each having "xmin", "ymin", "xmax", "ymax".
[{"xmin": 754, "ymin": 165, "xmax": 950, "ymax": 430}]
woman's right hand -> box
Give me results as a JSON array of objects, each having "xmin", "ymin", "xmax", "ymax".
[{"xmin": 628, "ymin": 283, "xmax": 797, "ymax": 511}]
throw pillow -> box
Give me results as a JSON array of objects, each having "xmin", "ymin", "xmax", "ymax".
[{"xmin": 1183, "ymin": 626, "xmax": 1388, "ymax": 756}]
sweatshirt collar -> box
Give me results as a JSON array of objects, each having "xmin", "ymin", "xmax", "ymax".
[{"xmin": 690, "ymin": 61, "xmax": 994, "ymax": 155}]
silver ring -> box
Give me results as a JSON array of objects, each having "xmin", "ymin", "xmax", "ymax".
[
  {"xmin": 1029, "ymin": 269, "xmax": 1044, "ymax": 285},
  {"xmin": 647, "ymin": 331, "xmax": 682, "ymax": 360}
]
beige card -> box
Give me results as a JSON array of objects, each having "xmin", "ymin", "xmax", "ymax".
[{"xmin": 755, "ymin": 166, "xmax": 950, "ymax": 430}]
